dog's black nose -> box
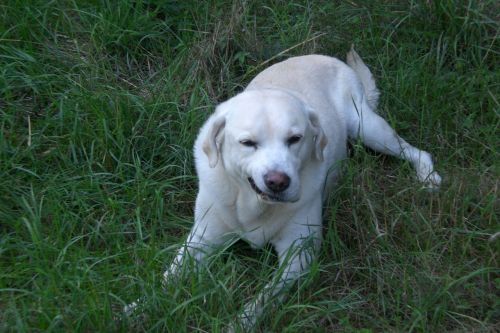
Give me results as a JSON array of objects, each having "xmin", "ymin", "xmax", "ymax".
[{"xmin": 264, "ymin": 171, "xmax": 290, "ymax": 192}]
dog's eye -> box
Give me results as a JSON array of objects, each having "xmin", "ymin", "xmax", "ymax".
[
  {"xmin": 240, "ymin": 139, "xmax": 257, "ymax": 148},
  {"xmin": 287, "ymin": 135, "xmax": 302, "ymax": 146}
]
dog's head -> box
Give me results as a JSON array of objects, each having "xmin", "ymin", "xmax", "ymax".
[{"xmin": 202, "ymin": 89, "xmax": 327, "ymax": 203}]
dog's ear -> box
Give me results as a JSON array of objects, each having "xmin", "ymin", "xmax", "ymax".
[
  {"xmin": 202, "ymin": 108, "xmax": 227, "ymax": 168},
  {"xmin": 308, "ymin": 112, "xmax": 327, "ymax": 161}
]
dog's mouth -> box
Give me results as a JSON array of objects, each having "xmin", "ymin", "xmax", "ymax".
[{"xmin": 247, "ymin": 177, "xmax": 285, "ymax": 202}]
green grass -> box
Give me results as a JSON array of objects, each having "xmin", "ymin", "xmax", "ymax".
[{"xmin": 1, "ymin": 0, "xmax": 498, "ymax": 332}]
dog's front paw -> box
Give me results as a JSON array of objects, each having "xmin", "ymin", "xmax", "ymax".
[
  {"xmin": 226, "ymin": 316, "xmax": 254, "ymax": 333},
  {"xmin": 162, "ymin": 264, "xmax": 179, "ymax": 287},
  {"xmin": 225, "ymin": 323, "xmax": 237, "ymax": 333},
  {"xmin": 225, "ymin": 305, "xmax": 259, "ymax": 333},
  {"xmin": 123, "ymin": 299, "xmax": 140, "ymax": 315},
  {"xmin": 123, "ymin": 297, "xmax": 147, "ymax": 320},
  {"xmin": 114, "ymin": 298, "xmax": 145, "ymax": 323}
]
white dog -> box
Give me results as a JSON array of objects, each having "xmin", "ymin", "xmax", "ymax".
[{"xmin": 127, "ymin": 48, "xmax": 441, "ymax": 329}]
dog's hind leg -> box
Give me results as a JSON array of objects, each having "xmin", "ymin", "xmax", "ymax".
[
  {"xmin": 346, "ymin": 47, "xmax": 441, "ymax": 188},
  {"xmin": 347, "ymin": 98, "xmax": 441, "ymax": 189}
]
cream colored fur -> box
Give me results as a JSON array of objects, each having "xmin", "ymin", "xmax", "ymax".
[{"xmin": 125, "ymin": 48, "xmax": 441, "ymax": 330}]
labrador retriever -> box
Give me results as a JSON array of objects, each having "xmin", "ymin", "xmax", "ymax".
[{"xmin": 127, "ymin": 47, "xmax": 441, "ymax": 330}]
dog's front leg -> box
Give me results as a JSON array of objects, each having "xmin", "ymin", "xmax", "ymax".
[
  {"xmin": 164, "ymin": 202, "xmax": 232, "ymax": 283},
  {"xmin": 124, "ymin": 200, "xmax": 230, "ymax": 315},
  {"xmin": 164, "ymin": 225, "xmax": 226, "ymax": 283},
  {"xmin": 234, "ymin": 207, "xmax": 322, "ymax": 331}
]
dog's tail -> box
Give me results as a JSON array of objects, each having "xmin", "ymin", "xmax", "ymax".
[{"xmin": 346, "ymin": 45, "xmax": 380, "ymax": 110}]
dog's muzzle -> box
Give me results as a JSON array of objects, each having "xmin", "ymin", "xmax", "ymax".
[{"xmin": 248, "ymin": 176, "xmax": 290, "ymax": 203}]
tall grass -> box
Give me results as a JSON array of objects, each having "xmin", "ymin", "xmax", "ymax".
[{"xmin": 1, "ymin": 0, "xmax": 498, "ymax": 331}]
